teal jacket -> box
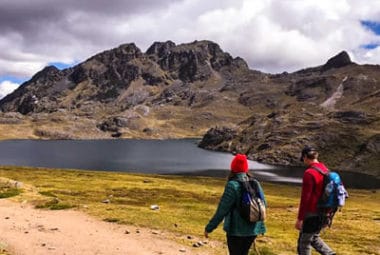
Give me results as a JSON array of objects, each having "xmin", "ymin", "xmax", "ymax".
[{"xmin": 205, "ymin": 173, "xmax": 267, "ymax": 236}]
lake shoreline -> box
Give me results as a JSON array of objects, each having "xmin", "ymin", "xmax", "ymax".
[{"xmin": 0, "ymin": 138, "xmax": 379, "ymax": 189}]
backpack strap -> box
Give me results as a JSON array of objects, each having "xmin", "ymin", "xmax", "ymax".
[
  {"xmin": 247, "ymin": 177, "xmax": 260, "ymax": 195},
  {"xmin": 310, "ymin": 166, "xmax": 329, "ymax": 195},
  {"xmin": 236, "ymin": 178, "xmax": 259, "ymax": 197},
  {"xmin": 310, "ymin": 166, "xmax": 329, "ymax": 176}
]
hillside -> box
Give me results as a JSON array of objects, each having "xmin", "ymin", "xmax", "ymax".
[
  {"xmin": 199, "ymin": 52, "xmax": 380, "ymax": 177},
  {"xmin": 0, "ymin": 41, "xmax": 379, "ymax": 177}
]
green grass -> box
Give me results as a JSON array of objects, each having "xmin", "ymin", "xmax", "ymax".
[
  {"xmin": 0, "ymin": 166, "xmax": 379, "ymax": 255},
  {"xmin": 0, "ymin": 178, "xmax": 22, "ymax": 198},
  {"xmin": 0, "ymin": 187, "xmax": 21, "ymax": 198}
]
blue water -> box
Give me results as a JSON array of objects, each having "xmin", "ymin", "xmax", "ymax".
[
  {"xmin": 0, "ymin": 138, "xmax": 270, "ymax": 172},
  {"xmin": 0, "ymin": 139, "xmax": 378, "ymax": 188}
]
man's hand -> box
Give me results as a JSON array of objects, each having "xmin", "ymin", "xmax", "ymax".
[
  {"xmin": 295, "ymin": 219, "xmax": 303, "ymax": 231},
  {"xmin": 204, "ymin": 231, "xmax": 209, "ymax": 238}
]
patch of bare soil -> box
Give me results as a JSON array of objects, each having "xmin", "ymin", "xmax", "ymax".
[{"xmin": 0, "ymin": 199, "xmax": 219, "ymax": 255}]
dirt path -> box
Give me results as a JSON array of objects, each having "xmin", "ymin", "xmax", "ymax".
[{"xmin": 0, "ymin": 199, "xmax": 218, "ymax": 255}]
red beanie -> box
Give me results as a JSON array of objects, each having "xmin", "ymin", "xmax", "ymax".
[{"xmin": 230, "ymin": 154, "xmax": 249, "ymax": 173}]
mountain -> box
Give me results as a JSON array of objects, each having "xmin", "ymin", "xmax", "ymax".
[
  {"xmin": 0, "ymin": 40, "xmax": 255, "ymax": 139},
  {"xmin": 0, "ymin": 41, "xmax": 379, "ymax": 177},
  {"xmin": 199, "ymin": 51, "xmax": 380, "ymax": 177}
]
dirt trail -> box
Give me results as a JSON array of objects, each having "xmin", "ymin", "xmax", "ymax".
[{"xmin": 0, "ymin": 199, "xmax": 217, "ymax": 255}]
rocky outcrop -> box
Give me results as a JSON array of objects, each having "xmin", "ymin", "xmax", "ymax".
[
  {"xmin": 150, "ymin": 40, "xmax": 243, "ymax": 82},
  {"xmin": 330, "ymin": 111, "xmax": 376, "ymax": 124},
  {"xmin": 146, "ymin": 41, "xmax": 176, "ymax": 58},
  {"xmin": 97, "ymin": 116, "xmax": 131, "ymax": 132},
  {"xmin": 198, "ymin": 127, "xmax": 237, "ymax": 150},
  {"xmin": 321, "ymin": 51, "xmax": 353, "ymax": 72}
]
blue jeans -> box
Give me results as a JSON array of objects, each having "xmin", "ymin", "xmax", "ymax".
[{"xmin": 297, "ymin": 215, "xmax": 335, "ymax": 255}]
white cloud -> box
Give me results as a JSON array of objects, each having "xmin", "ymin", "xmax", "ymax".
[
  {"xmin": 1, "ymin": 0, "xmax": 380, "ymax": 78},
  {"xmin": 0, "ymin": 81, "xmax": 19, "ymax": 99}
]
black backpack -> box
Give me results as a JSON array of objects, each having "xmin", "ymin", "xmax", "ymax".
[{"xmin": 236, "ymin": 178, "xmax": 266, "ymax": 223}]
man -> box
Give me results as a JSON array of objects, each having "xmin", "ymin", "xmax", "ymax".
[{"xmin": 295, "ymin": 146, "xmax": 336, "ymax": 255}]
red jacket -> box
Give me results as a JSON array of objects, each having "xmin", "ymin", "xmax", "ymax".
[{"xmin": 297, "ymin": 162, "xmax": 328, "ymax": 220}]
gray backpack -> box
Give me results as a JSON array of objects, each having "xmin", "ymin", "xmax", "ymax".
[{"xmin": 236, "ymin": 179, "xmax": 266, "ymax": 222}]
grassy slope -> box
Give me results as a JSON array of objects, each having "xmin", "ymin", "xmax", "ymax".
[{"xmin": 0, "ymin": 166, "xmax": 379, "ymax": 255}]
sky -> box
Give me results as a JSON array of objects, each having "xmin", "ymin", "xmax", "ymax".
[{"xmin": 1, "ymin": 0, "xmax": 380, "ymax": 99}]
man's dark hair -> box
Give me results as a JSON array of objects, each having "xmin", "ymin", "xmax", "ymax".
[{"xmin": 300, "ymin": 146, "xmax": 319, "ymax": 161}]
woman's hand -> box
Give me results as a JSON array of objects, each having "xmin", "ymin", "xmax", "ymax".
[{"xmin": 204, "ymin": 231, "xmax": 209, "ymax": 238}]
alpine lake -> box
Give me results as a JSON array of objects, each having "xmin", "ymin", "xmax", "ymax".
[{"xmin": 0, "ymin": 138, "xmax": 378, "ymax": 189}]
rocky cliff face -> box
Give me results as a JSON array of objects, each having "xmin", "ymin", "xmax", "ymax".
[
  {"xmin": 0, "ymin": 43, "xmax": 379, "ymax": 177},
  {"xmin": 199, "ymin": 52, "xmax": 380, "ymax": 177}
]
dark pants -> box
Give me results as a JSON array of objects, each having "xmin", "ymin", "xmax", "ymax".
[
  {"xmin": 227, "ymin": 235, "xmax": 256, "ymax": 255},
  {"xmin": 297, "ymin": 216, "xmax": 335, "ymax": 255}
]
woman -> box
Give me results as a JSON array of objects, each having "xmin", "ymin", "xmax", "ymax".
[{"xmin": 204, "ymin": 154, "xmax": 266, "ymax": 255}]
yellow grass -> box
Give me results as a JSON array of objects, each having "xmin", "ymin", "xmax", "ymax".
[{"xmin": 0, "ymin": 166, "xmax": 379, "ymax": 255}]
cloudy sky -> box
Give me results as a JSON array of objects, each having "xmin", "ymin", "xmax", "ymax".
[{"xmin": 1, "ymin": 0, "xmax": 380, "ymax": 98}]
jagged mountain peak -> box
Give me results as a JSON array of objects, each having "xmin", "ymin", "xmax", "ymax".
[
  {"xmin": 0, "ymin": 39, "xmax": 252, "ymax": 114},
  {"xmin": 89, "ymin": 42, "xmax": 143, "ymax": 64},
  {"xmin": 146, "ymin": 41, "xmax": 176, "ymax": 56},
  {"xmin": 322, "ymin": 50, "xmax": 353, "ymax": 71}
]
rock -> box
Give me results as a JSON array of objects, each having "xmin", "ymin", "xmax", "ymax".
[
  {"xmin": 101, "ymin": 199, "xmax": 111, "ymax": 204},
  {"xmin": 150, "ymin": 205, "xmax": 159, "ymax": 210},
  {"xmin": 97, "ymin": 116, "xmax": 130, "ymax": 132},
  {"xmin": 179, "ymin": 248, "xmax": 187, "ymax": 252},
  {"xmin": 0, "ymin": 112, "xmax": 23, "ymax": 124},
  {"xmin": 7, "ymin": 180, "xmax": 23, "ymax": 189},
  {"xmin": 124, "ymin": 230, "xmax": 130, "ymax": 234},
  {"xmin": 321, "ymin": 51, "xmax": 353, "ymax": 72},
  {"xmin": 198, "ymin": 127, "xmax": 237, "ymax": 149},
  {"xmin": 34, "ymin": 129, "xmax": 74, "ymax": 140},
  {"xmin": 142, "ymin": 128, "xmax": 154, "ymax": 135},
  {"xmin": 257, "ymin": 143, "xmax": 271, "ymax": 151},
  {"xmin": 192, "ymin": 241, "xmax": 204, "ymax": 247},
  {"xmin": 331, "ymin": 111, "xmax": 372, "ymax": 124},
  {"xmin": 111, "ymin": 132, "xmax": 122, "ymax": 138},
  {"xmin": 146, "ymin": 41, "xmax": 176, "ymax": 58},
  {"xmin": 365, "ymin": 134, "xmax": 380, "ymax": 153}
]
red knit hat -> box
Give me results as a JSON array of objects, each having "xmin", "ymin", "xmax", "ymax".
[{"xmin": 230, "ymin": 154, "xmax": 249, "ymax": 173}]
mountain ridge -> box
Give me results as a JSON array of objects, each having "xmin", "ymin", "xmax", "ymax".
[{"xmin": 0, "ymin": 41, "xmax": 379, "ymax": 177}]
